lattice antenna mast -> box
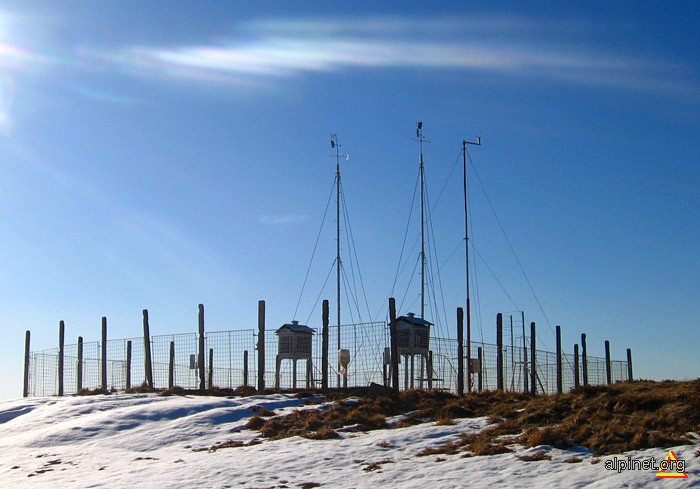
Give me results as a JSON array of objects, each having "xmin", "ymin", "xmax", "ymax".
[
  {"xmin": 462, "ymin": 135, "xmax": 481, "ymax": 393},
  {"xmin": 330, "ymin": 133, "xmax": 347, "ymax": 387},
  {"xmin": 416, "ymin": 122, "xmax": 427, "ymax": 319}
]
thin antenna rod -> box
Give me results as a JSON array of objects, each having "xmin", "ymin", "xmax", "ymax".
[
  {"xmin": 417, "ymin": 122, "xmax": 426, "ymax": 319},
  {"xmin": 463, "ymin": 135, "xmax": 481, "ymax": 393},
  {"xmin": 331, "ymin": 133, "xmax": 343, "ymax": 388}
]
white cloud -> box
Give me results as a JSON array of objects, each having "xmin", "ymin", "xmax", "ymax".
[{"xmin": 106, "ymin": 15, "xmax": 693, "ymax": 95}]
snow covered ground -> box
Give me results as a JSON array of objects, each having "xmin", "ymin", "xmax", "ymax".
[{"xmin": 0, "ymin": 393, "xmax": 697, "ymax": 488}]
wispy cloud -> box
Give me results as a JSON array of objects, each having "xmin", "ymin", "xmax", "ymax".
[
  {"xmin": 106, "ymin": 16, "xmax": 693, "ymax": 95},
  {"xmin": 259, "ymin": 214, "xmax": 309, "ymax": 225}
]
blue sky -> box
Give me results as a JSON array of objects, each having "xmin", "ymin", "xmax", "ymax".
[{"xmin": 1, "ymin": 2, "xmax": 698, "ymax": 400}]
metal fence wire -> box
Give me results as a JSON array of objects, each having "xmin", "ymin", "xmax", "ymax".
[{"xmin": 27, "ymin": 322, "xmax": 629, "ymax": 397}]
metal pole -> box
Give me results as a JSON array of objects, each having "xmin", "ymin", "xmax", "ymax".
[
  {"xmin": 419, "ymin": 123, "xmax": 425, "ymax": 320},
  {"xmin": 463, "ymin": 136, "xmax": 480, "ymax": 393},
  {"xmin": 331, "ymin": 134, "xmax": 342, "ymax": 388}
]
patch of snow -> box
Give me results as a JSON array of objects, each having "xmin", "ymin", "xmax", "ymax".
[{"xmin": 0, "ymin": 394, "xmax": 697, "ymax": 488}]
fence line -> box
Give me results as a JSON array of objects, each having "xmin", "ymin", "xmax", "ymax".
[{"xmin": 26, "ymin": 320, "xmax": 630, "ymax": 397}]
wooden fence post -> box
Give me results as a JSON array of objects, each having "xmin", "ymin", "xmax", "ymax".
[
  {"xmin": 530, "ymin": 322, "xmax": 536, "ymax": 396},
  {"xmin": 77, "ymin": 336, "xmax": 83, "ymax": 392},
  {"xmin": 208, "ymin": 348, "xmax": 213, "ymax": 388},
  {"xmin": 457, "ymin": 307, "xmax": 464, "ymax": 396},
  {"xmin": 58, "ymin": 321, "xmax": 65, "ymax": 396},
  {"xmin": 322, "ymin": 300, "xmax": 329, "ymax": 390},
  {"xmin": 477, "ymin": 347, "xmax": 483, "ymax": 392},
  {"xmin": 243, "ymin": 350, "xmax": 249, "ymax": 387},
  {"xmin": 556, "ymin": 325, "xmax": 562, "ymax": 394},
  {"xmin": 496, "ymin": 313, "xmax": 503, "ymax": 391},
  {"xmin": 581, "ymin": 333, "xmax": 588, "ymax": 386},
  {"xmin": 627, "ymin": 348, "xmax": 633, "ymax": 382},
  {"xmin": 143, "ymin": 309, "xmax": 153, "ymax": 388},
  {"xmin": 126, "ymin": 340, "xmax": 132, "ymax": 390},
  {"xmin": 23, "ymin": 330, "xmax": 31, "ymax": 398},
  {"xmin": 427, "ymin": 351, "xmax": 433, "ymax": 390},
  {"xmin": 198, "ymin": 304, "xmax": 205, "ymax": 391},
  {"xmin": 605, "ymin": 340, "xmax": 612, "ymax": 385},
  {"xmin": 168, "ymin": 341, "xmax": 175, "ymax": 389},
  {"xmin": 389, "ymin": 298, "xmax": 399, "ymax": 392},
  {"xmin": 257, "ymin": 300, "xmax": 265, "ymax": 391},
  {"xmin": 101, "ymin": 317, "xmax": 107, "ymax": 391},
  {"xmin": 573, "ymin": 344, "xmax": 580, "ymax": 389}
]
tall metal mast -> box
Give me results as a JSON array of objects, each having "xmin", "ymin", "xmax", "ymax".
[
  {"xmin": 462, "ymin": 136, "xmax": 481, "ymax": 393},
  {"xmin": 417, "ymin": 122, "xmax": 426, "ymax": 319},
  {"xmin": 331, "ymin": 134, "xmax": 343, "ymax": 387}
]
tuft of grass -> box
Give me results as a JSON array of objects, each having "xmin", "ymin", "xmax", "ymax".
[
  {"xmin": 362, "ymin": 460, "xmax": 394, "ymax": 472},
  {"xmin": 77, "ymin": 387, "xmax": 110, "ymax": 396},
  {"xmin": 193, "ymin": 438, "xmax": 262, "ymax": 453},
  {"xmin": 251, "ymin": 405, "xmax": 275, "ymax": 417},
  {"xmin": 376, "ymin": 441, "xmax": 395, "ymax": 449},
  {"xmin": 124, "ymin": 382, "xmax": 157, "ymax": 394},
  {"xmin": 470, "ymin": 438, "xmax": 513, "ymax": 456},
  {"xmin": 564, "ymin": 456, "xmax": 582, "ymax": 463},
  {"xmin": 517, "ymin": 450, "xmax": 552, "ymax": 462},
  {"xmin": 246, "ymin": 416, "xmax": 266, "ymax": 430},
  {"xmin": 159, "ymin": 386, "xmax": 185, "ymax": 397},
  {"xmin": 303, "ymin": 427, "xmax": 340, "ymax": 440},
  {"xmin": 519, "ymin": 426, "xmax": 572, "ymax": 450}
]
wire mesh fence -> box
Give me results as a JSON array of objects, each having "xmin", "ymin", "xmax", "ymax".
[{"xmin": 26, "ymin": 321, "xmax": 630, "ymax": 397}]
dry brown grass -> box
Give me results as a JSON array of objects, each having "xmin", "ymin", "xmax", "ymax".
[
  {"xmin": 124, "ymin": 382, "xmax": 157, "ymax": 394},
  {"xmin": 242, "ymin": 379, "xmax": 700, "ymax": 456},
  {"xmin": 192, "ymin": 438, "xmax": 262, "ymax": 452},
  {"xmin": 77, "ymin": 387, "xmax": 111, "ymax": 396},
  {"xmin": 517, "ymin": 450, "xmax": 552, "ymax": 462},
  {"xmin": 362, "ymin": 459, "xmax": 394, "ymax": 472},
  {"xmin": 304, "ymin": 426, "xmax": 340, "ymax": 440}
]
